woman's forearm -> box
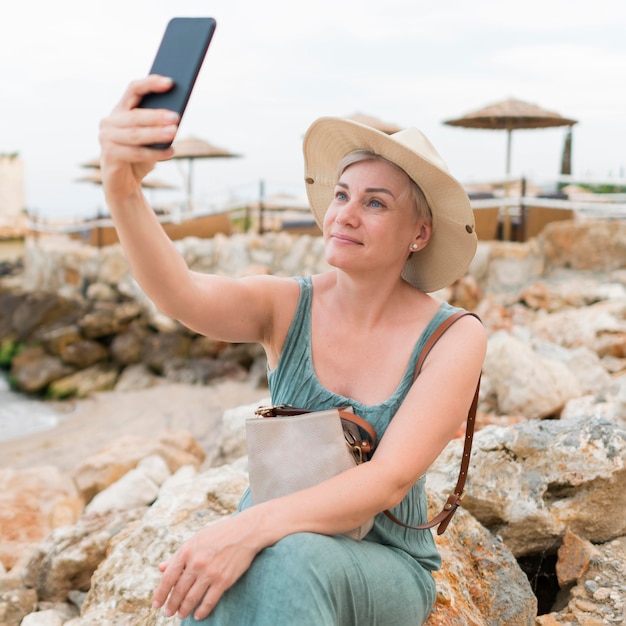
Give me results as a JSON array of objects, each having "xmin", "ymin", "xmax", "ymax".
[
  {"xmin": 105, "ymin": 187, "xmax": 197, "ymax": 318},
  {"xmin": 246, "ymin": 459, "xmax": 406, "ymax": 548}
]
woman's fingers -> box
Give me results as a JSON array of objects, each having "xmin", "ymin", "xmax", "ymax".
[
  {"xmin": 152, "ymin": 518, "xmax": 261, "ymax": 619},
  {"xmin": 190, "ymin": 584, "xmax": 226, "ymax": 621},
  {"xmin": 152, "ymin": 556, "xmax": 184, "ymax": 609},
  {"xmin": 100, "ymin": 109, "xmax": 178, "ymax": 154},
  {"xmin": 163, "ymin": 567, "xmax": 200, "ymax": 618},
  {"xmin": 99, "ymin": 75, "xmax": 180, "ymax": 171},
  {"xmin": 115, "ymin": 75, "xmax": 175, "ymax": 113}
]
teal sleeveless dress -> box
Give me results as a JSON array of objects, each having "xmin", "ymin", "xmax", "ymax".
[{"xmin": 184, "ymin": 277, "xmax": 462, "ymax": 626}]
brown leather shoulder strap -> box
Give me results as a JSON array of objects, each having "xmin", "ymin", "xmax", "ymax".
[{"xmin": 384, "ymin": 310, "xmax": 482, "ymax": 535}]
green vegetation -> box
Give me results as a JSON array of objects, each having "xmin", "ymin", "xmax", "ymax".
[
  {"xmin": 578, "ymin": 183, "xmax": 626, "ymax": 194},
  {"xmin": 45, "ymin": 385, "xmax": 75, "ymax": 401},
  {"xmin": 0, "ymin": 339, "xmax": 20, "ymax": 368}
]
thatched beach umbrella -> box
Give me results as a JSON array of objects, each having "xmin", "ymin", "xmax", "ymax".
[
  {"xmin": 171, "ymin": 136, "xmax": 241, "ymax": 211},
  {"xmin": 80, "ymin": 156, "xmax": 102, "ymax": 169},
  {"xmin": 444, "ymin": 98, "xmax": 578, "ymax": 175},
  {"xmin": 76, "ymin": 170, "xmax": 177, "ymax": 190}
]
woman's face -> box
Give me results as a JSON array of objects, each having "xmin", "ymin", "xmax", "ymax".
[{"xmin": 323, "ymin": 159, "xmax": 429, "ymax": 277}]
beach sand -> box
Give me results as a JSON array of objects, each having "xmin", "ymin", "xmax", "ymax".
[{"xmin": 0, "ymin": 380, "xmax": 268, "ymax": 472}]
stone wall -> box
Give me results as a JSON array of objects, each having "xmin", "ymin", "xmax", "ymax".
[
  {"xmin": 21, "ymin": 232, "xmax": 331, "ymax": 301},
  {"xmin": 19, "ymin": 217, "xmax": 626, "ymax": 300}
]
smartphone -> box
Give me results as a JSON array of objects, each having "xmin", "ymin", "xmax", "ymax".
[{"xmin": 138, "ymin": 17, "xmax": 217, "ymax": 148}]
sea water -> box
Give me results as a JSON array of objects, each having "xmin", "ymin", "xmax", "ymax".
[{"xmin": 0, "ymin": 371, "xmax": 59, "ymax": 442}]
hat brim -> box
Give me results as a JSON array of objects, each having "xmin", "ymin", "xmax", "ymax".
[{"xmin": 303, "ymin": 117, "xmax": 477, "ymax": 293}]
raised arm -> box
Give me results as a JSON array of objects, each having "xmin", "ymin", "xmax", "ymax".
[{"xmin": 98, "ymin": 76, "xmax": 293, "ymax": 347}]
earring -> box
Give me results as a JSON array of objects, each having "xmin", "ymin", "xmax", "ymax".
[{"xmin": 410, "ymin": 243, "xmax": 419, "ymax": 251}]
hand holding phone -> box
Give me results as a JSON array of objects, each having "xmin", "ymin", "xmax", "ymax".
[{"xmin": 138, "ymin": 17, "xmax": 217, "ymax": 149}]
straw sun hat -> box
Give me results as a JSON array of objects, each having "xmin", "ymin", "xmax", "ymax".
[{"xmin": 303, "ymin": 117, "xmax": 477, "ymax": 293}]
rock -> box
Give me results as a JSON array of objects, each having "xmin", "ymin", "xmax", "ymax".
[
  {"xmin": 78, "ymin": 301, "xmax": 142, "ymax": 339},
  {"xmin": 23, "ymin": 508, "xmax": 145, "ymax": 603},
  {"xmin": 36, "ymin": 600, "xmax": 80, "ymax": 621},
  {"xmin": 142, "ymin": 331, "xmax": 192, "ymax": 374},
  {"xmin": 72, "ymin": 429, "xmax": 205, "ymax": 503},
  {"xmin": 85, "ymin": 281, "xmax": 118, "ymax": 302},
  {"xmin": 428, "ymin": 415, "xmax": 626, "ymax": 557},
  {"xmin": 10, "ymin": 347, "xmax": 75, "ymax": 394},
  {"xmin": 59, "ymin": 339, "xmax": 108, "ymax": 368},
  {"xmin": 538, "ymin": 533, "xmax": 626, "ymax": 625},
  {"xmin": 447, "ymin": 274, "xmax": 483, "ymax": 311},
  {"xmin": 189, "ymin": 335, "xmax": 229, "ymax": 359},
  {"xmin": 0, "ymin": 578, "xmax": 38, "ymax": 626},
  {"xmin": 530, "ymin": 299, "xmax": 626, "ymax": 359},
  {"xmin": 214, "ymin": 398, "xmax": 270, "ymax": 466},
  {"xmin": 113, "ymin": 363, "xmax": 162, "ymax": 392},
  {"xmin": 425, "ymin": 500, "xmax": 537, "ymax": 625},
  {"xmin": 20, "ymin": 609, "xmax": 64, "ymax": 625},
  {"xmin": 540, "ymin": 219, "xmax": 626, "ymax": 272},
  {"xmin": 533, "ymin": 343, "xmax": 613, "ymax": 396},
  {"xmin": 85, "ymin": 455, "xmax": 171, "ymax": 514},
  {"xmin": 46, "ymin": 362, "xmax": 119, "ymax": 399},
  {"xmin": 555, "ymin": 529, "xmax": 603, "ymax": 587},
  {"xmin": 11, "ymin": 292, "xmax": 83, "ymax": 342},
  {"xmin": 109, "ymin": 323, "xmax": 149, "ymax": 365},
  {"xmin": 484, "ymin": 240, "xmax": 545, "ymax": 293},
  {"xmin": 162, "ymin": 356, "xmax": 248, "ymax": 385},
  {"xmin": 38, "ymin": 324, "xmax": 83, "ymax": 357},
  {"xmin": 482, "ymin": 331, "xmax": 581, "ymax": 418},
  {"xmin": 518, "ymin": 279, "xmax": 597, "ymax": 312},
  {"xmin": 0, "ymin": 290, "xmax": 24, "ymax": 339},
  {"xmin": 97, "ymin": 246, "xmax": 132, "ymax": 287},
  {"xmin": 0, "ymin": 466, "xmax": 82, "ymax": 571},
  {"xmin": 79, "ymin": 464, "xmax": 249, "ymax": 625}
]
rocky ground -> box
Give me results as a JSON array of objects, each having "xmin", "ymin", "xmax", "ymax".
[{"xmin": 1, "ymin": 220, "xmax": 626, "ymax": 625}]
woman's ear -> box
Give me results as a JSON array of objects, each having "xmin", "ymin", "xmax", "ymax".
[{"xmin": 410, "ymin": 222, "xmax": 431, "ymax": 252}]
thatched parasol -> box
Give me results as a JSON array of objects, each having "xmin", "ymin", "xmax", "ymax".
[
  {"xmin": 444, "ymin": 98, "xmax": 577, "ymax": 175},
  {"xmin": 171, "ymin": 136, "xmax": 241, "ymax": 211},
  {"xmin": 76, "ymin": 170, "xmax": 177, "ymax": 190},
  {"xmin": 80, "ymin": 156, "xmax": 102, "ymax": 169}
]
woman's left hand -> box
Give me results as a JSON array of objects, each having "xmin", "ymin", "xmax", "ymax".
[{"xmin": 153, "ymin": 515, "xmax": 260, "ymax": 620}]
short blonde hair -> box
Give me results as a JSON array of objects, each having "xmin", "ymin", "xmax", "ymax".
[{"xmin": 336, "ymin": 151, "xmax": 432, "ymax": 225}]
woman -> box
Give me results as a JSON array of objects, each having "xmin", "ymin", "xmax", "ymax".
[{"xmin": 99, "ymin": 74, "xmax": 486, "ymax": 625}]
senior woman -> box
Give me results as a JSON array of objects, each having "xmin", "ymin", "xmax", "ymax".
[{"xmin": 98, "ymin": 74, "xmax": 486, "ymax": 625}]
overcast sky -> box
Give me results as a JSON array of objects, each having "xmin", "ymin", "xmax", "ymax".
[{"xmin": 1, "ymin": 0, "xmax": 625, "ymax": 218}]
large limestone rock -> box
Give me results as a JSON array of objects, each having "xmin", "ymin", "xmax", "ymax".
[
  {"xmin": 214, "ymin": 397, "xmax": 270, "ymax": 466},
  {"xmin": 429, "ymin": 415, "xmax": 626, "ymax": 557},
  {"xmin": 540, "ymin": 219, "xmax": 626, "ymax": 272},
  {"xmin": 482, "ymin": 331, "xmax": 581, "ymax": 418},
  {"xmin": 47, "ymin": 363, "xmax": 120, "ymax": 399},
  {"xmin": 85, "ymin": 455, "xmax": 171, "ymax": 514},
  {"xmin": 536, "ymin": 530, "xmax": 626, "ymax": 625},
  {"xmin": 10, "ymin": 347, "xmax": 76, "ymax": 394},
  {"xmin": 72, "ymin": 429, "xmax": 205, "ymax": 503},
  {"xmin": 0, "ymin": 578, "xmax": 37, "ymax": 626},
  {"xmin": 425, "ymin": 503, "xmax": 537, "ymax": 625},
  {"xmin": 77, "ymin": 301, "xmax": 142, "ymax": 340},
  {"xmin": 530, "ymin": 299, "xmax": 626, "ymax": 359},
  {"xmin": 0, "ymin": 466, "xmax": 82, "ymax": 571},
  {"xmin": 79, "ymin": 464, "xmax": 248, "ymax": 625},
  {"xmin": 23, "ymin": 508, "xmax": 145, "ymax": 603}
]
